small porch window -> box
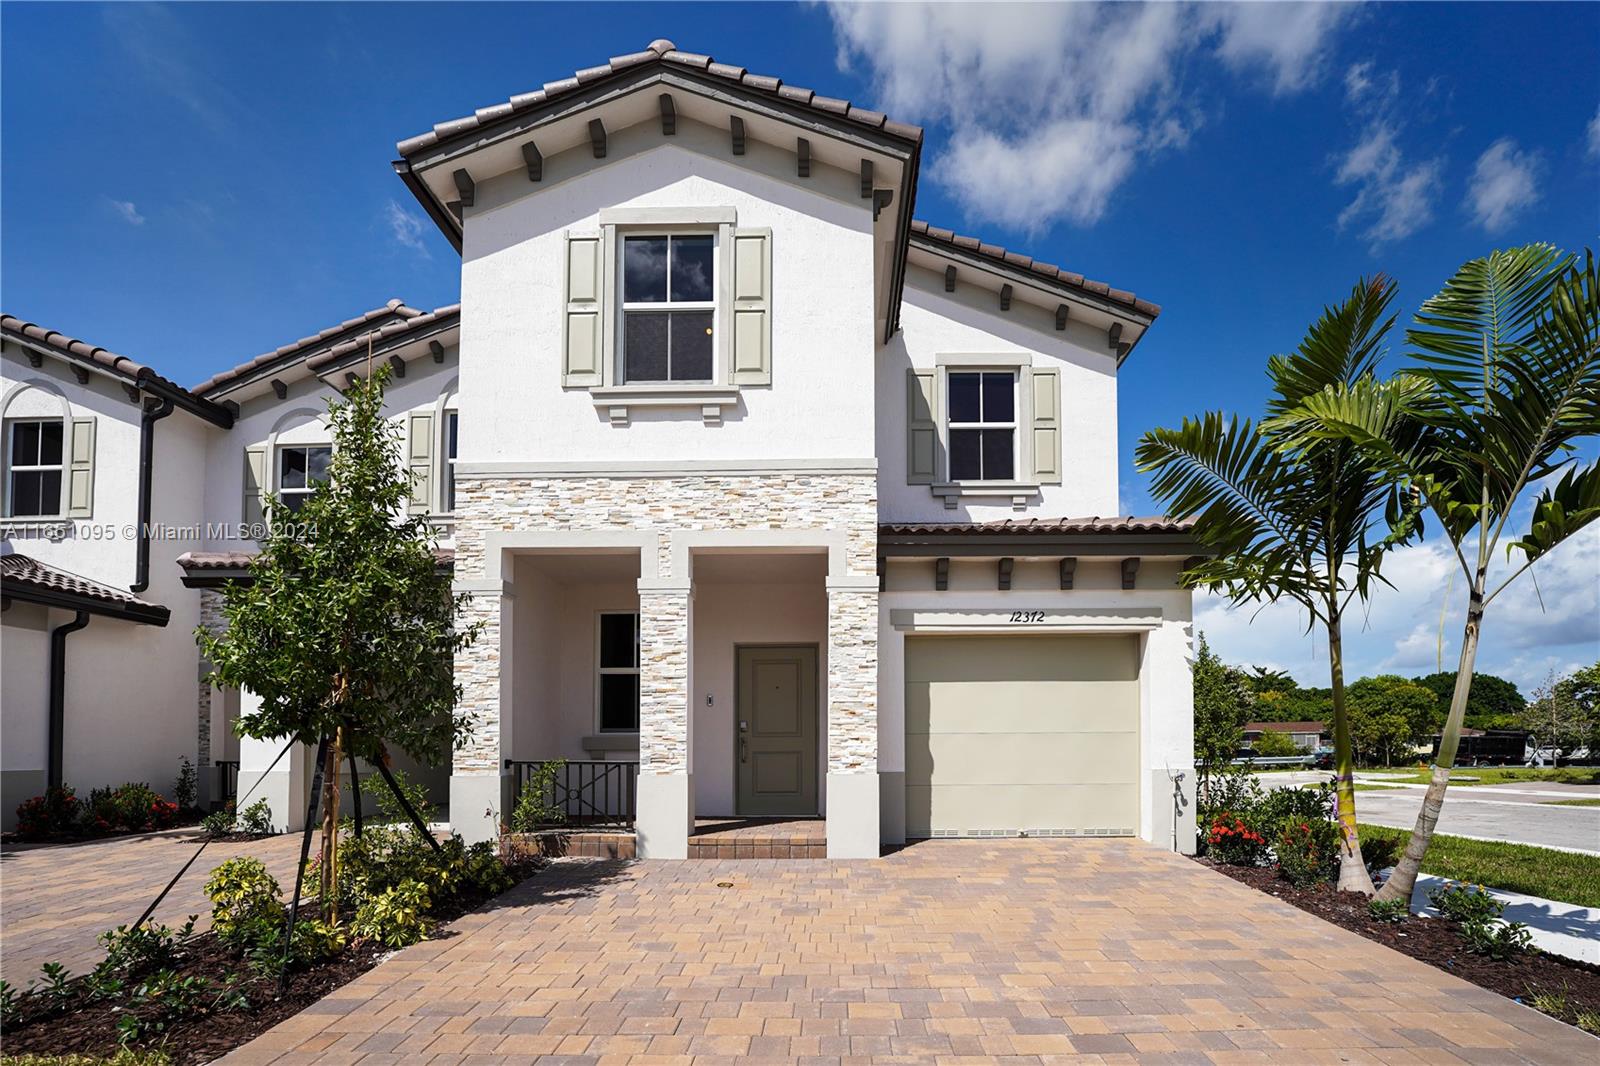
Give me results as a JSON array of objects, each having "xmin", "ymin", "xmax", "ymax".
[
  {"xmin": 443, "ymin": 411, "xmax": 459, "ymax": 513},
  {"xmin": 947, "ymin": 371, "xmax": 1016, "ymax": 481},
  {"xmin": 620, "ymin": 234, "xmax": 715, "ymax": 383},
  {"xmin": 5, "ymin": 419, "xmax": 64, "ymax": 517},
  {"xmin": 597, "ymin": 611, "xmax": 640, "ymax": 732},
  {"xmin": 277, "ymin": 444, "xmax": 331, "ymax": 513}
]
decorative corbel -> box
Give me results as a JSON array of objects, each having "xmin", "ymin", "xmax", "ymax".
[
  {"xmin": 872, "ymin": 188, "xmax": 893, "ymax": 220},
  {"xmin": 1055, "ymin": 304, "xmax": 1070, "ymax": 330},
  {"xmin": 588, "ymin": 118, "xmax": 607, "ymax": 159},
  {"xmin": 999, "ymin": 284, "xmax": 1013, "ymax": 312},
  {"xmin": 121, "ymin": 383, "xmax": 141, "ymax": 403},
  {"xmin": 860, "ymin": 159, "xmax": 873, "ymax": 198},
  {"xmin": 71, "ymin": 364, "xmax": 89, "ymax": 385},
  {"xmin": 270, "ymin": 378, "xmax": 288, "ymax": 400},
  {"xmin": 944, "ymin": 265, "xmax": 957, "ymax": 292},
  {"xmin": 796, "ymin": 137, "xmax": 810, "ymax": 177},
  {"xmin": 729, "ymin": 116, "xmax": 746, "ymax": 155},
  {"xmin": 429, "ymin": 341, "xmax": 445, "ymax": 364},
  {"xmin": 998, "ymin": 557, "xmax": 1014, "ymax": 591},
  {"xmin": 1121, "ymin": 557, "xmax": 1140, "ymax": 590},
  {"xmin": 935, "ymin": 556, "xmax": 950, "ymax": 591},
  {"xmin": 451, "ymin": 169, "xmax": 475, "ymax": 208},
  {"xmin": 521, "ymin": 141, "xmax": 543, "ymax": 181},
  {"xmin": 1059, "ymin": 557, "xmax": 1077, "ymax": 590},
  {"xmin": 1108, "ymin": 322, "xmax": 1123, "ymax": 350},
  {"xmin": 387, "ymin": 355, "xmax": 406, "ymax": 379}
]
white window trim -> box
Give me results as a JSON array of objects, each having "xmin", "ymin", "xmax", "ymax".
[
  {"xmin": 275, "ymin": 442, "xmax": 332, "ymax": 512},
  {"xmin": 928, "ymin": 360, "xmax": 1042, "ymax": 511},
  {"xmin": 4, "ymin": 417, "xmax": 65, "ymax": 518},
  {"xmin": 595, "ymin": 610, "xmax": 641, "ymax": 735}
]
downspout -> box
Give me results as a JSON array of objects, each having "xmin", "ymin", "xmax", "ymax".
[
  {"xmin": 131, "ymin": 397, "xmax": 174, "ymax": 593},
  {"xmin": 48, "ymin": 610, "xmax": 90, "ymax": 790}
]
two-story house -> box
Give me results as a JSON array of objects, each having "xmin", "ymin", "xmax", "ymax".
[{"xmin": 2, "ymin": 39, "xmax": 1198, "ymax": 855}]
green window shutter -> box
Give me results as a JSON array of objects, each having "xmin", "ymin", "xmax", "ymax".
[
  {"xmin": 563, "ymin": 232, "xmax": 603, "ymax": 387},
  {"xmin": 1028, "ymin": 367, "xmax": 1062, "ymax": 485},
  {"xmin": 730, "ymin": 228, "xmax": 772, "ymax": 385},
  {"xmin": 242, "ymin": 445, "xmax": 267, "ymax": 530},
  {"xmin": 406, "ymin": 411, "xmax": 434, "ymax": 514},
  {"xmin": 65, "ymin": 417, "xmax": 95, "ymax": 518},
  {"xmin": 906, "ymin": 369, "xmax": 939, "ymax": 484}
]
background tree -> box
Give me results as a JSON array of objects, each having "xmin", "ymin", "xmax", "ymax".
[
  {"xmin": 1347, "ymin": 676, "xmax": 1437, "ymax": 765},
  {"xmin": 1193, "ymin": 634, "xmax": 1251, "ymax": 797},
  {"xmin": 1281, "ymin": 245, "xmax": 1600, "ymax": 903},
  {"xmin": 1522, "ymin": 664, "xmax": 1600, "ymax": 760},
  {"xmin": 200, "ymin": 365, "xmax": 481, "ymax": 919},
  {"xmin": 1249, "ymin": 728, "xmax": 1299, "ymax": 757},
  {"xmin": 1138, "ymin": 277, "xmax": 1418, "ymax": 895},
  {"xmin": 1410, "ymin": 671, "xmax": 1525, "ymax": 730}
]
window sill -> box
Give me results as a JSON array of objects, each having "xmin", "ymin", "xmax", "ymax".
[
  {"xmin": 590, "ymin": 385, "xmax": 740, "ymax": 427},
  {"xmin": 930, "ymin": 481, "xmax": 1041, "ymax": 511},
  {"xmin": 582, "ymin": 733, "xmax": 640, "ymax": 757}
]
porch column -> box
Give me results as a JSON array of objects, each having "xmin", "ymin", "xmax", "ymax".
[
  {"xmin": 450, "ymin": 584, "xmax": 514, "ymax": 844},
  {"xmin": 635, "ymin": 579, "xmax": 693, "ymax": 858},
  {"xmin": 826, "ymin": 576, "xmax": 880, "ymax": 858},
  {"xmin": 234, "ymin": 692, "xmax": 310, "ymax": 832}
]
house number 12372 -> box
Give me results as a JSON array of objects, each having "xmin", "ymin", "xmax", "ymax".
[{"xmin": 1008, "ymin": 611, "xmax": 1046, "ymax": 623}]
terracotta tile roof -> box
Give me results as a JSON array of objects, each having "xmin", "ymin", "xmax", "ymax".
[
  {"xmin": 878, "ymin": 517, "xmax": 1195, "ymax": 537},
  {"xmin": 192, "ymin": 299, "xmax": 424, "ymax": 395},
  {"xmin": 178, "ymin": 547, "xmax": 455, "ymax": 571},
  {"xmin": 304, "ymin": 303, "xmax": 460, "ymax": 374},
  {"xmin": 1244, "ymin": 721, "xmax": 1326, "ymax": 734},
  {"xmin": 1, "ymin": 553, "xmax": 169, "ymax": 623},
  {"xmin": 908, "ymin": 221, "xmax": 1161, "ymax": 319},
  {"xmin": 2, "ymin": 314, "xmax": 193, "ymax": 396},
  {"xmin": 397, "ymin": 38, "xmax": 923, "ymax": 158}
]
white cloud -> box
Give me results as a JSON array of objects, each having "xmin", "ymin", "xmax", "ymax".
[
  {"xmin": 103, "ymin": 4, "xmax": 238, "ymax": 134},
  {"xmin": 1588, "ymin": 105, "xmax": 1600, "ymax": 159},
  {"xmin": 825, "ymin": 1, "xmax": 1352, "ymax": 234},
  {"xmin": 106, "ymin": 198, "xmax": 146, "ymax": 226},
  {"xmin": 1332, "ymin": 65, "xmax": 1442, "ymax": 249},
  {"xmin": 1466, "ymin": 138, "xmax": 1541, "ymax": 233},
  {"xmin": 383, "ymin": 200, "xmax": 430, "ymax": 258}
]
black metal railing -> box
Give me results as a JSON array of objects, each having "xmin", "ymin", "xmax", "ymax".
[
  {"xmin": 506, "ymin": 759, "xmax": 637, "ymax": 828},
  {"xmin": 214, "ymin": 760, "xmax": 240, "ymax": 808}
]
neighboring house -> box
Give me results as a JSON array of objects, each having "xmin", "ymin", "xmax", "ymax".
[
  {"xmin": 1242, "ymin": 721, "xmax": 1327, "ymax": 752},
  {"xmin": 1, "ymin": 39, "xmax": 1201, "ymax": 855}
]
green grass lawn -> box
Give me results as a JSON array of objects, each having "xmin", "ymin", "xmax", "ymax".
[
  {"xmin": 1541, "ymin": 797, "xmax": 1600, "ymax": 807},
  {"xmin": 1356, "ymin": 766, "xmax": 1600, "ymax": 787},
  {"xmin": 1358, "ymin": 824, "xmax": 1600, "ymax": 908}
]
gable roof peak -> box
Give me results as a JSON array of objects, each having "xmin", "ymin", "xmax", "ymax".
[{"xmin": 647, "ymin": 38, "xmax": 676, "ymax": 55}]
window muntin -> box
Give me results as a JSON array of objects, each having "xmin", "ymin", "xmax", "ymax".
[
  {"xmin": 947, "ymin": 371, "xmax": 1016, "ymax": 481},
  {"xmin": 276, "ymin": 444, "xmax": 331, "ymax": 513},
  {"xmin": 444, "ymin": 411, "xmax": 459, "ymax": 513},
  {"xmin": 6, "ymin": 419, "xmax": 64, "ymax": 517},
  {"xmin": 597, "ymin": 612, "xmax": 641, "ymax": 732},
  {"xmin": 620, "ymin": 234, "xmax": 715, "ymax": 383}
]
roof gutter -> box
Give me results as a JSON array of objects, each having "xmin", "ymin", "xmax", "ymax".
[
  {"xmin": 393, "ymin": 158, "xmax": 464, "ymax": 254},
  {"xmin": 138, "ymin": 373, "xmax": 234, "ymax": 428},
  {"xmin": 131, "ymin": 396, "xmax": 175, "ymax": 593},
  {"xmin": 48, "ymin": 610, "xmax": 90, "ymax": 791}
]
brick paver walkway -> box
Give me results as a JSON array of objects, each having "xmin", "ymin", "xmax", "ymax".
[
  {"xmin": 1, "ymin": 828, "xmax": 304, "ymax": 979},
  {"xmin": 223, "ymin": 839, "xmax": 1596, "ymax": 1064}
]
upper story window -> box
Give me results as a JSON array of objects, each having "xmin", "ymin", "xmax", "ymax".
[
  {"xmin": 277, "ymin": 444, "xmax": 331, "ymax": 513},
  {"xmin": 621, "ymin": 234, "xmax": 715, "ymax": 383},
  {"xmin": 444, "ymin": 411, "xmax": 459, "ymax": 513},
  {"xmin": 6, "ymin": 419, "xmax": 63, "ymax": 517},
  {"xmin": 947, "ymin": 371, "xmax": 1016, "ymax": 482},
  {"xmin": 597, "ymin": 611, "xmax": 641, "ymax": 732}
]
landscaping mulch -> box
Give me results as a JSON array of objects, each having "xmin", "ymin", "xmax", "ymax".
[
  {"xmin": 1, "ymin": 861, "xmax": 543, "ymax": 1066},
  {"xmin": 1199, "ymin": 857, "xmax": 1600, "ymax": 1027}
]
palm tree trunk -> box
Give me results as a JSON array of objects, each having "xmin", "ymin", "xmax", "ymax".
[
  {"xmin": 1375, "ymin": 585, "xmax": 1484, "ymax": 904},
  {"xmin": 1328, "ymin": 616, "xmax": 1375, "ymax": 894}
]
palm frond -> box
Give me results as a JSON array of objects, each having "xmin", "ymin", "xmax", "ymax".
[{"xmin": 1267, "ymin": 275, "xmax": 1397, "ymax": 416}]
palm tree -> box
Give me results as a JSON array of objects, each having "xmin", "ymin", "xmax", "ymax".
[
  {"xmin": 1137, "ymin": 277, "xmax": 1418, "ymax": 894},
  {"xmin": 1276, "ymin": 245, "xmax": 1600, "ymax": 904}
]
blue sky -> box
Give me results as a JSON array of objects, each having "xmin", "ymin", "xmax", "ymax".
[{"xmin": 4, "ymin": 2, "xmax": 1597, "ymax": 693}]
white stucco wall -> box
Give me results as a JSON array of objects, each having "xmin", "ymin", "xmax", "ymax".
[
  {"xmin": 457, "ymin": 133, "xmax": 878, "ymax": 467},
  {"xmin": 877, "ymin": 264, "xmax": 1121, "ymax": 524}
]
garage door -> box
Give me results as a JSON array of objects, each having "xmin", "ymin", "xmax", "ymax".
[{"xmin": 905, "ymin": 633, "xmax": 1139, "ymax": 838}]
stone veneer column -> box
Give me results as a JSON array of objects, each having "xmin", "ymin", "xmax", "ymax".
[
  {"xmin": 826, "ymin": 577, "xmax": 880, "ymax": 858},
  {"xmin": 635, "ymin": 580, "xmax": 693, "ymax": 858},
  {"xmin": 450, "ymin": 586, "xmax": 513, "ymax": 844}
]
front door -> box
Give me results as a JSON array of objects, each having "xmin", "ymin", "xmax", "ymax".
[{"xmin": 736, "ymin": 645, "xmax": 819, "ymax": 816}]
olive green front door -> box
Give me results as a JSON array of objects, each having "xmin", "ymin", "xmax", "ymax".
[{"xmin": 736, "ymin": 645, "xmax": 819, "ymax": 816}]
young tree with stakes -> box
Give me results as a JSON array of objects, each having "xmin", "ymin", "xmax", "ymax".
[
  {"xmin": 199, "ymin": 363, "xmax": 481, "ymax": 932},
  {"xmin": 1137, "ymin": 277, "xmax": 1419, "ymax": 894},
  {"xmin": 1276, "ymin": 245, "xmax": 1599, "ymax": 904}
]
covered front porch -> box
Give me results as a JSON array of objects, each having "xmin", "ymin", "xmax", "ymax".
[{"xmin": 451, "ymin": 527, "xmax": 880, "ymax": 858}]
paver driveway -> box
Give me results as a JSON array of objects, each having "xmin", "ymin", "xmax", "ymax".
[
  {"xmin": 1, "ymin": 828, "xmax": 304, "ymax": 979},
  {"xmin": 224, "ymin": 839, "xmax": 1596, "ymax": 1064}
]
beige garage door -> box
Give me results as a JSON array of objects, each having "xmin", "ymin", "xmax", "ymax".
[{"xmin": 905, "ymin": 633, "xmax": 1140, "ymax": 838}]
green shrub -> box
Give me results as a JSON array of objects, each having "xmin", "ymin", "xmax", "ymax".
[
  {"xmin": 235, "ymin": 798, "xmax": 274, "ymax": 836},
  {"xmin": 1, "ymin": 978, "xmax": 18, "ymax": 1024},
  {"xmin": 85, "ymin": 783, "xmax": 178, "ymax": 834},
  {"xmin": 114, "ymin": 969, "xmax": 247, "ymax": 1047},
  {"xmin": 352, "ymin": 879, "xmax": 432, "ymax": 948},
  {"xmin": 507, "ymin": 761, "xmax": 565, "ymax": 832},
  {"xmin": 1275, "ymin": 819, "xmax": 1338, "ymax": 887},
  {"xmin": 95, "ymin": 918, "xmax": 196, "ymax": 979},
  {"xmin": 373, "ymin": 768, "xmax": 433, "ymax": 826},
  {"xmin": 1204, "ymin": 812, "xmax": 1268, "ymax": 865},
  {"xmin": 172, "ymin": 758, "xmax": 197, "ymax": 810},
  {"xmin": 1459, "ymin": 917, "xmax": 1533, "ymax": 960},
  {"xmin": 462, "ymin": 840, "xmax": 515, "ymax": 895},
  {"xmin": 1256, "ymin": 780, "xmax": 1334, "ymax": 832},
  {"xmin": 1576, "ymin": 1008, "xmax": 1600, "ymax": 1035},
  {"xmin": 200, "ymin": 803, "xmax": 235, "ymax": 836},
  {"xmin": 203, "ymin": 857, "xmax": 284, "ymax": 949},
  {"xmin": 1367, "ymin": 897, "xmax": 1410, "ymax": 923},
  {"xmin": 14, "ymin": 786, "xmax": 81, "ymax": 840},
  {"xmin": 3, "ymin": 1053, "xmax": 173, "ymax": 1066},
  {"xmin": 1197, "ymin": 765, "xmax": 1264, "ymax": 828},
  {"xmin": 1427, "ymin": 880, "xmax": 1504, "ymax": 924}
]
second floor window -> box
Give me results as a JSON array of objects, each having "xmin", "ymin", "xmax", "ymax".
[
  {"xmin": 277, "ymin": 444, "xmax": 331, "ymax": 513},
  {"xmin": 621, "ymin": 234, "xmax": 714, "ymax": 383},
  {"xmin": 6, "ymin": 419, "xmax": 63, "ymax": 517},
  {"xmin": 947, "ymin": 371, "xmax": 1016, "ymax": 481}
]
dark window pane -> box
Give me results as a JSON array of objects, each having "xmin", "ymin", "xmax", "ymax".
[
  {"xmin": 38, "ymin": 470, "xmax": 61, "ymax": 514},
  {"xmin": 306, "ymin": 446, "xmax": 332, "ymax": 484},
  {"xmin": 948, "ymin": 373, "xmax": 981, "ymax": 423},
  {"xmin": 280, "ymin": 447, "xmax": 306, "ymax": 489},
  {"xmin": 11, "ymin": 471, "xmax": 40, "ymax": 516},
  {"xmin": 949, "ymin": 429, "xmax": 982, "ymax": 481},
  {"xmin": 981, "ymin": 428, "xmax": 1014, "ymax": 480},
  {"xmin": 624, "ymin": 312, "xmax": 670, "ymax": 381},
  {"xmin": 447, "ymin": 413, "xmax": 458, "ymax": 459},
  {"xmin": 600, "ymin": 613, "xmax": 637, "ymax": 668},
  {"xmin": 670, "ymin": 236, "xmax": 714, "ymax": 302},
  {"xmin": 38, "ymin": 422, "xmax": 64, "ymax": 466},
  {"xmin": 623, "ymin": 237, "xmax": 668, "ymax": 302},
  {"xmin": 981, "ymin": 373, "xmax": 1014, "ymax": 422},
  {"xmin": 669, "ymin": 311, "xmax": 713, "ymax": 381},
  {"xmin": 13, "ymin": 421, "xmax": 39, "ymax": 465},
  {"xmin": 280, "ymin": 491, "xmax": 307, "ymax": 513},
  {"xmin": 600, "ymin": 673, "xmax": 640, "ymax": 731}
]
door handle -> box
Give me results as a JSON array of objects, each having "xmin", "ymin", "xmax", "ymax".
[{"xmin": 740, "ymin": 736, "xmax": 748, "ymax": 763}]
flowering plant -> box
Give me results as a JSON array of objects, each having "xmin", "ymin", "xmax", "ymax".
[
  {"xmin": 1205, "ymin": 811, "xmax": 1268, "ymax": 865},
  {"xmin": 1275, "ymin": 820, "xmax": 1336, "ymax": 887}
]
